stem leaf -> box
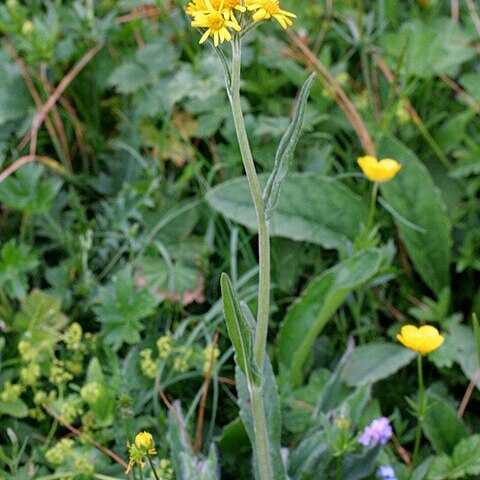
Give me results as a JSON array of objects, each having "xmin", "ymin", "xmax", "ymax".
[
  {"xmin": 263, "ymin": 73, "xmax": 317, "ymax": 220},
  {"xmin": 220, "ymin": 273, "xmax": 262, "ymax": 386}
]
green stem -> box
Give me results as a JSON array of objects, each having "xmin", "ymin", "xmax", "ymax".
[
  {"xmin": 366, "ymin": 181, "xmax": 379, "ymax": 231},
  {"xmin": 138, "ymin": 465, "xmax": 144, "ymax": 480},
  {"xmin": 229, "ymin": 33, "xmax": 272, "ymax": 480},
  {"xmin": 147, "ymin": 455, "xmax": 160, "ymax": 480},
  {"xmin": 230, "ymin": 34, "xmax": 270, "ymax": 369},
  {"xmin": 412, "ymin": 353, "xmax": 425, "ymax": 468}
]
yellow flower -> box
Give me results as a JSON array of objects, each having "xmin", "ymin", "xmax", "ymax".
[
  {"xmin": 126, "ymin": 432, "xmax": 157, "ymax": 474},
  {"xmin": 135, "ymin": 431, "xmax": 155, "ymax": 452},
  {"xmin": 191, "ymin": 0, "xmax": 241, "ymax": 47},
  {"xmin": 186, "ymin": 0, "xmax": 207, "ymax": 16},
  {"xmin": 357, "ymin": 155, "xmax": 401, "ymax": 182},
  {"xmin": 245, "ymin": 0, "xmax": 296, "ymax": 29},
  {"xmin": 397, "ymin": 325, "xmax": 444, "ymax": 355}
]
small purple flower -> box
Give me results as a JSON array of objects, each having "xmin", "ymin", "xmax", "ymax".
[
  {"xmin": 358, "ymin": 416, "xmax": 393, "ymax": 446},
  {"xmin": 376, "ymin": 465, "xmax": 397, "ymax": 480}
]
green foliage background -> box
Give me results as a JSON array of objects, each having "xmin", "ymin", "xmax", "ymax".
[{"xmin": 0, "ymin": 0, "xmax": 479, "ymax": 479}]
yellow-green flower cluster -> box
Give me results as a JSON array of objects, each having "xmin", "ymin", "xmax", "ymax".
[
  {"xmin": 45, "ymin": 438, "xmax": 75, "ymax": 466},
  {"xmin": 157, "ymin": 458, "xmax": 174, "ymax": 480},
  {"xmin": 140, "ymin": 348, "xmax": 159, "ymax": 379},
  {"xmin": 202, "ymin": 343, "xmax": 220, "ymax": 373},
  {"xmin": 186, "ymin": 0, "xmax": 296, "ymax": 47}
]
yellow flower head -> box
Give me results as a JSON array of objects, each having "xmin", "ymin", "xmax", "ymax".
[
  {"xmin": 191, "ymin": 0, "xmax": 241, "ymax": 47},
  {"xmin": 397, "ymin": 325, "xmax": 444, "ymax": 355},
  {"xmin": 186, "ymin": 0, "xmax": 207, "ymax": 16},
  {"xmin": 135, "ymin": 431, "xmax": 155, "ymax": 452},
  {"xmin": 357, "ymin": 155, "xmax": 401, "ymax": 182},
  {"xmin": 246, "ymin": 0, "xmax": 296, "ymax": 29}
]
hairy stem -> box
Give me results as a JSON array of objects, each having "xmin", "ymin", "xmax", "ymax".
[{"xmin": 229, "ymin": 33, "xmax": 272, "ymax": 480}]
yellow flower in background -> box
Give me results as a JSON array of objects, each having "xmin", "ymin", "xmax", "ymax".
[
  {"xmin": 186, "ymin": 0, "xmax": 207, "ymax": 16},
  {"xmin": 357, "ymin": 155, "xmax": 401, "ymax": 182},
  {"xmin": 191, "ymin": 0, "xmax": 241, "ymax": 47},
  {"xmin": 246, "ymin": 0, "xmax": 296, "ymax": 29},
  {"xmin": 397, "ymin": 325, "xmax": 444, "ymax": 355},
  {"xmin": 135, "ymin": 431, "xmax": 156, "ymax": 452},
  {"xmin": 126, "ymin": 431, "xmax": 157, "ymax": 474}
]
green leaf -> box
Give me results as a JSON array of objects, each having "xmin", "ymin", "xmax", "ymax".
[
  {"xmin": 288, "ymin": 430, "xmax": 332, "ymax": 479},
  {"xmin": 0, "ymin": 163, "xmax": 62, "ymax": 215},
  {"xmin": 236, "ymin": 358, "xmax": 286, "ymax": 480},
  {"xmin": 94, "ymin": 266, "xmax": 160, "ymax": 351},
  {"xmin": 277, "ymin": 249, "xmax": 383, "ymax": 386},
  {"xmin": 342, "ymin": 342, "xmax": 415, "ymax": 387},
  {"xmin": 263, "ymin": 73, "xmax": 316, "ymax": 219},
  {"xmin": 0, "ymin": 240, "xmax": 38, "ymax": 300},
  {"xmin": 168, "ymin": 400, "xmax": 193, "ymax": 479},
  {"xmin": 423, "ymin": 393, "xmax": 468, "ymax": 455},
  {"xmin": 0, "ymin": 399, "xmax": 28, "ymax": 418},
  {"xmin": 379, "ymin": 136, "xmax": 452, "ymax": 295},
  {"xmin": 341, "ymin": 445, "xmax": 381, "ymax": 480},
  {"xmin": 427, "ymin": 435, "xmax": 480, "ymax": 480},
  {"xmin": 207, "ymin": 173, "xmax": 367, "ymax": 251},
  {"xmin": 108, "ymin": 62, "xmax": 150, "ymax": 94},
  {"xmin": 220, "ymin": 273, "xmax": 261, "ymax": 385},
  {"xmin": 472, "ymin": 314, "xmax": 480, "ymax": 367}
]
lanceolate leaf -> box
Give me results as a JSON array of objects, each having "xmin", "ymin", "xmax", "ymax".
[
  {"xmin": 220, "ymin": 273, "xmax": 261, "ymax": 385},
  {"xmin": 379, "ymin": 136, "xmax": 452, "ymax": 296},
  {"xmin": 277, "ymin": 249, "xmax": 383, "ymax": 387},
  {"xmin": 207, "ymin": 174, "xmax": 367, "ymax": 252},
  {"xmin": 263, "ymin": 72, "xmax": 317, "ymax": 219}
]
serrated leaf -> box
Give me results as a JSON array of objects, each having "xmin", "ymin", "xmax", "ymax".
[
  {"xmin": 277, "ymin": 249, "xmax": 383, "ymax": 387},
  {"xmin": 220, "ymin": 273, "xmax": 261, "ymax": 385},
  {"xmin": 263, "ymin": 73, "xmax": 316, "ymax": 219},
  {"xmin": 0, "ymin": 240, "xmax": 38, "ymax": 300},
  {"xmin": 108, "ymin": 62, "xmax": 150, "ymax": 94},
  {"xmin": 94, "ymin": 266, "xmax": 160, "ymax": 351},
  {"xmin": 380, "ymin": 136, "xmax": 452, "ymax": 295},
  {"xmin": 207, "ymin": 174, "xmax": 367, "ymax": 251},
  {"xmin": 342, "ymin": 343, "xmax": 415, "ymax": 387},
  {"xmin": 427, "ymin": 435, "xmax": 480, "ymax": 480},
  {"xmin": 0, "ymin": 163, "xmax": 62, "ymax": 215}
]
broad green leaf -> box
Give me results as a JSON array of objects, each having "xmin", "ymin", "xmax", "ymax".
[
  {"xmin": 94, "ymin": 266, "xmax": 160, "ymax": 351},
  {"xmin": 0, "ymin": 163, "xmax": 62, "ymax": 215},
  {"xmin": 379, "ymin": 136, "xmax": 452, "ymax": 295},
  {"xmin": 427, "ymin": 435, "xmax": 480, "ymax": 480},
  {"xmin": 263, "ymin": 73, "xmax": 316, "ymax": 219},
  {"xmin": 220, "ymin": 273, "xmax": 261, "ymax": 385},
  {"xmin": 277, "ymin": 249, "xmax": 383, "ymax": 386},
  {"xmin": 288, "ymin": 430, "xmax": 332, "ymax": 480},
  {"xmin": 0, "ymin": 240, "xmax": 38, "ymax": 300},
  {"xmin": 236, "ymin": 357, "xmax": 286, "ymax": 480},
  {"xmin": 423, "ymin": 393, "xmax": 468, "ymax": 455},
  {"xmin": 342, "ymin": 343, "xmax": 415, "ymax": 387},
  {"xmin": 448, "ymin": 324, "xmax": 480, "ymax": 390},
  {"xmin": 181, "ymin": 445, "xmax": 220, "ymax": 480},
  {"xmin": 207, "ymin": 173, "xmax": 367, "ymax": 251},
  {"xmin": 0, "ymin": 399, "xmax": 28, "ymax": 418},
  {"xmin": 341, "ymin": 445, "xmax": 381, "ymax": 480}
]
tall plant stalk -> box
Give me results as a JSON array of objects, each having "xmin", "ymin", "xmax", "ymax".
[{"xmin": 227, "ymin": 32, "xmax": 272, "ymax": 480}]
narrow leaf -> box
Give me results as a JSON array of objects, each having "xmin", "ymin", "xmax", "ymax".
[
  {"xmin": 264, "ymin": 73, "xmax": 317, "ymax": 219},
  {"xmin": 220, "ymin": 273, "xmax": 260, "ymax": 384}
]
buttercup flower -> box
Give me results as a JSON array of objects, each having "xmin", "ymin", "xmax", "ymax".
[
  {"xmin": 357, "ymin": 155, "xmax": 401, "ymax": 182},
  {"xmin": 246, "ymin": 0, "xmax": 296, "ymax": 29},
  {"xmin": 135, "ymin": 431, "xmax": 156, "ymax": 452},
  {"xmin": 397, "ymin": 325, "xmax": 444, "ymax": 355},
  {"xmin": 358, "ymin": 416, "xmax": 392, "ymax": 446},
  {"xmin": 190, "ymin": 0, "xmax": 241, "ymax": 47},
  {"xmin": 376, "ymin": 465, "xmax": 397, "ymax": 480},
  {"xmin": 126, "ymin": 431, "xmax": 157, "ymax": 474}
]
